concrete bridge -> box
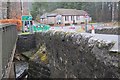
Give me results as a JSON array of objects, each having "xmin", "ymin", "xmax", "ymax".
[
  {"xmin": 17, "ymin": 30, "xmax": 120, "ymax": 78},
  {"xmin": 0, "ymin": 23, "xmax": 120, "ymax": 79},
  {"xmin": 0, "ymin": 24, "xmax": 17, "ymax": 79}
]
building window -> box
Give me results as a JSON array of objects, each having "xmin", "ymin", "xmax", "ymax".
[
  {"xmin": 71, "ymin": 16, "xmax": 74, "ymax": 21},
  {"xmin": 76, "ymin": 16, "xmax": 79, "ymax": 20},
  {"xmin": 65, "ymin": 16, "xmax": 69, "ymax": 21},
  {"xmin": 41, "ymin": 19, "xmax": 44, "ymax": 22}
]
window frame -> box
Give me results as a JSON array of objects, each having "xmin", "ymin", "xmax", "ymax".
[
  {"xmin": 76, "ymin": 16, "xmax": 80, "ymax": 20},
  {"xmin": 71, "ymin": 16, "xmax": 74, "ymax": 21},
  {"xmin": 65, "ymin": 16, "xmax": 69, "ymax": 21}
]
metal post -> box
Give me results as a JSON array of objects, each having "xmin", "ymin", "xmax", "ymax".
[
  {"xmin": 28, "ymin": 1, "xmax": 33, "ymax": 34},
  {"xmin": 28, "ymin": 21, "xmax": 31, "ymax": 33},
  {"xmin": 21, "ymin": 0, "xmax": 24, "ymax": 32},
  {"xmin": 29, "ymin": 21, "xmax": 33, "ymax": 34},
  {"xmin": 22, "ymin": 21, "xmax": 25, "ymax": 32},
  {"xmin": 85, "ymin": 19, "xmax": 87, "ymax": 32}
]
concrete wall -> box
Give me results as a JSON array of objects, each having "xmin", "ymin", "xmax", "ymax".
[
  {"xmin": 0, "ymin": 24, "xmax": 17, "ymax": 79},
  {"xmin": 34, "ymin": 31, "xmax": 119, "ymax": 78}
]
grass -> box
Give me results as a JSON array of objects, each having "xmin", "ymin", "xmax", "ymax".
[
  {"xmin": 19, "ymin": 32, "xmax": 31, "ymax": 35},
  {"xmin": 118, "ymin": 22, "xmax": 120, "ymax": 26}
]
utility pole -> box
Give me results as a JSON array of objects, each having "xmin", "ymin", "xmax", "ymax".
[
  {"xmin": 85, "ymin": 14, "xmax": 88, "ymax": 32},
  {"xmin": 20, "ymin": 0, "xmax": 24, "ymax": 32},
  {"xmin": 20, "ymin": 0, "xmax": 23, "ymax": 16}
]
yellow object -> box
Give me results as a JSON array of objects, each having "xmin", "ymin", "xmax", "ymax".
[
  {"xmin": 41, "ymin": 54, "xmax": 47, "ymax": 62},
  {"xmin": 30, "ymin": 44, "xmax": 48, "ymax": 64},
  {"xmin": 38, "ymin": 53, "xmax": 44, "ymax": 58},
  {"xmin": 19, "ymin": 32, "xmax": 30, "ymax": 35}
]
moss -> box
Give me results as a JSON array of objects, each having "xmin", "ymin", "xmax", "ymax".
[{"xmin": 30, "ymin": 44, "xmax": 48, "ymax": 64}]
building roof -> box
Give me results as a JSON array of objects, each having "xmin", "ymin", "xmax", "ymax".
[
  {"xmin": 47, "ymin": 13, "xmax": 58, "ymax": 17},
  {"xmin": 40, "ymin": 13, "xmax": 49, "ymax": 19},
  {"xmin": 41, "ymin": 8, "xmax": 89, "ymax": 18},
  {"xmin": 48, "ymin": 8, "xmax": 89, "ymax": 16}
]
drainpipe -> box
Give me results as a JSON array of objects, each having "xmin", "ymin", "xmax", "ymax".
[{"xmin": 85, "ymin": 19, "xmax": 87, "ymax": 32}]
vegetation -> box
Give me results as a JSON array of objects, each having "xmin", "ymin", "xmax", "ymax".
[
  {"xmin": 0, "ymin": 19, "xmax": 22, "ymax": 31},
  {"xmin": 31, "ymin": 2, "xmax": 119, "ymax": 22}
]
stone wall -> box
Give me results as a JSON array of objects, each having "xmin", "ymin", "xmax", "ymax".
[
  {"xmin": 88, "ymin": 27, "xmax": 120, "ymax": 35},
  {"xmin": 17, "ymin": 34, "xmax": 36, "ymax": 53},
  {"xmin": 34, "ymin": 31, "xmax": 120, "ymax": 78}
]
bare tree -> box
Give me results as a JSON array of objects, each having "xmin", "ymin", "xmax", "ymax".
[
  {"xmin": 7, "ymin": 0, "xmax": 10, "ymax": 19},
  {"xmin": 112, "ymin": 2, "xmax": 115, "ymax": 22}
]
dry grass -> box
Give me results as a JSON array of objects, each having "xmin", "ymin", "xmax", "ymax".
[
  {"xmin": 118, "ymin": 22, "xmax": 120, "ymax": 26},
  {"xmin": 104, "ymin": 21, "xmax": 120, "ymax": 27}
]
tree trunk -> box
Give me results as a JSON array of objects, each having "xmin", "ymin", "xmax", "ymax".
[
  {"xmin": 7, "ymin": 1, "xmax": 10, "ymax": 19},
  {"xmin": 112, "ymin": 2, "xmax": 115, "ymax": 22},
  {"xmin": 117, "ymin": 3, "xmax": 119, "ymax": 21},
  {"xmin": 102, "ymin": 2, "xmax": 104, "ymax": 22}
]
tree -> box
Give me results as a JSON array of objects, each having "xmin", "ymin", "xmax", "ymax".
[
  {"xmin": 31, "ymin": 2, "xmax": 83, "ymax": 20},
  {"xmin": 31, "ymin": 2, "xmax": 118, "ymax": 22},
  {"xmin": 7, "ymin": 1, "xmax": 10, "ymax": 19}
]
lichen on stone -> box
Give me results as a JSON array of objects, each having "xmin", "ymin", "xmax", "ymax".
[{"xmin": 30, "ymin": 44, "xmax": 48, "ymax": 64}]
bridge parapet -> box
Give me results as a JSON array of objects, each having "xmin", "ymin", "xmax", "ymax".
[
  {"xmin": 32, "ymin": 31, "xmax": 119, "ymax": 78},
  {"xmin": 0, "ymin": 23, "xmax": 17, "ymax": 79},
  {"xmin": 88, "ymin": 27, "xmax": 120, "ymax": 35}
]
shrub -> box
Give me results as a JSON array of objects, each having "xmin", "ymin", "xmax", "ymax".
[{"xmin": 0, "ymin": 19, "xmax": 22, "ymax": 31}]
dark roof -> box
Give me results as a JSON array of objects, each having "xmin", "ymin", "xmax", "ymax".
[{"xmin": 49, "ymin": 8, "xmax": 89, "ymax": 16}]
